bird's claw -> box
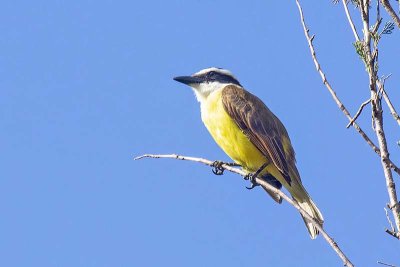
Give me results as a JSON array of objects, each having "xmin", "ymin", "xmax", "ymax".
[
  {"xmin": 246, "ymin": 183, "xmax": 259, "ymax": 190},
  {"xmin": 211, "ymin": 161, "xmax": 225, "ymax": 175},
  {"xmin": 244, "ymin": 172, "xmax": 259, "ymax": 190}
]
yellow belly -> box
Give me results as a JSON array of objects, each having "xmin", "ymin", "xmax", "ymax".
[{"xmin": 200, "ymin": 89, "xmax": 269, "ymax": 173}]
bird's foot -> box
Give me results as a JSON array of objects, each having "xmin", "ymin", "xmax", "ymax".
[
  {"xmin": 244, "ymin": 172, "xmax": 259, "ymax": 190},
  {"xmin": 244, "ymin": 162, "xmax": 269, "ymax": 190},
  {"xmin": 211, "ymin": 161, "xmax": 225, "ymax": 175},
  {"xmin": 211, "ymin": 161, "xmax": 240, "ymax": 175}
]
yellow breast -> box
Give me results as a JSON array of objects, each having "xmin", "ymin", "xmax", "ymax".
[{"xmin": 200, "ymin": 89, "xmax": 267, "ymax": 172}]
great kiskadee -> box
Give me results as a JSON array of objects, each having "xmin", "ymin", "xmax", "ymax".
[{"xmin": 173, "ymin": 67, "xmax": 324, "ymax": 239}]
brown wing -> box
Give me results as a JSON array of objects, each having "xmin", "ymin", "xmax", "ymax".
[{"xmin": 221, "ymin": 85, "xmax": 295, "ymax": 185}]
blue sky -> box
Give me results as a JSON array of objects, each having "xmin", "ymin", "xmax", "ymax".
[{"xmin": 1, "ymin": 0, "xmax": 400, "ymax": 266}]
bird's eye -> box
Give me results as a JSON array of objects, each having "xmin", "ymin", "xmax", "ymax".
[
  {"xmin": 207, "ymin": 71, "xmax": 216, "ymax": 79},
  {"xmin": 204, "ymin": 71, "xmax": 218, "ymax": 83}
]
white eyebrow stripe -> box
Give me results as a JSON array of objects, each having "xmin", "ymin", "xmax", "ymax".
[{"xmin": 193, "ymin": 67, "xmax": 236, "ymax": 79}]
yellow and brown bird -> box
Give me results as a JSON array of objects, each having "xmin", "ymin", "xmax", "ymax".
[{"xmin": 174, "ymin": 67, "xmax": 324, "ymax": 239}]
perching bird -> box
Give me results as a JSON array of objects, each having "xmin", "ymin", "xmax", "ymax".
[{"xmin": 173, "ymin": 67, "xmax": 324, "ymax": 239}]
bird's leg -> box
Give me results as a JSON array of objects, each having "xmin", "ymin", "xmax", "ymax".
[
  {"xmin": 211, "ymin": 160, "xmax": 241, "ymax": 175},
  {"xmin": 245, "ymin": 161, "xmax": 269, "ymax": 190}
]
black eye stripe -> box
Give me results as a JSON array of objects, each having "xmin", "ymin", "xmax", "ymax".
[{"xmin": 197, "ymin": 71, "xmax": 242, "ymax": 86}]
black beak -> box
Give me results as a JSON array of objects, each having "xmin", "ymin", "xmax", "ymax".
[{"xmin": 173, "ymin": 76, "xmax": 203, "ymax": 85}]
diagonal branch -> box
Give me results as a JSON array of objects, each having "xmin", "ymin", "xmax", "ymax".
[
  {"xmin": 382, "ymin": 91, "xmax": 400, "ymax": 126},
  {"xmin": 342, "ymin": 0, "xmax": 361, "ymax": 41},
  {"xmin": 135, "ymin": 153, "xmax": 355, "ymax": 267},
  {"xmin": 380, "ymin": 0, "xmax": 400, "ymax": 28},
  {"xmin": 346, "ymin": 98, "xmax": 371, "ymax": 128},
  {"xmin": 294, "ymin": 0, "xmax": 400, "ymax": 177},
  {"xmin": 377, "ymin": 80, "xmax": 400, "ymax": 126},
  {"xmin": 377, "ymin": 261, "xmax": 398, "ymax": 267}
]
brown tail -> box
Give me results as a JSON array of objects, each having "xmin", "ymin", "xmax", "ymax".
[
  {"xmin": 259, "ymin": 167, "xmax": 324, "ymax": 238},
  {"xmin": 287, "ymin": 165, "xmax": 324, "ymax": 239},
  {"xmin": 260, "ymin": 177, "xmax": 324, "ymax": 239},
  {"xmin": 296, "ymin": 197, "xmax": 324, "ymax": 239}
]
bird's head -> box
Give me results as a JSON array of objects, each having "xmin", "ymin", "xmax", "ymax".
[{"xmin": 174, "ymin": 67, "xmax": 242, "ymax": 102}]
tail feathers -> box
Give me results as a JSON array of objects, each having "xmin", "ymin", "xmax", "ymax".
[
  {"xmin": 297, "ymin": 198, "xmax": 324, "ymax": 239},
  {"xmin": 258, "ymin": 172, "xmax": 323, "ymax": 239}
]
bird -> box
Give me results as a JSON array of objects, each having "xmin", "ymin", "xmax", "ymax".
[{"xmin": 173, "ymin": 67, "xmax": 324, "ymax": 239}]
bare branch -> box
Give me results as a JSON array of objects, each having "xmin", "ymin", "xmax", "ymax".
[
  {"xmin": 346, "ymin": 98, "xmax": 371, "ymax": 128},
  {"xmin": 342, "ymin": 0, "xmax": 361, "ymax": 41},
  {"xmin": 359, "ymin": 0, "xmax": 400, "ymax": 237},
  {"xmin": 382, "ymin": 91, "xmax": 400, "ymax": 126},
  {"xmin": 135, "ymin": 153, "xmax": 355, "ymax": 267},
  {"xmin": 384, "ymin": 207, "xmax": 395, "ymax": 232},
  {"xmin": 377, "ymin": 261, "xmax": 398, "ymax": 267},
  {"xmin": 294, "ymin": 0, "xmax": 400, "ymax": 176},
  {"xmin": 380, "ymin": 0, "xmax": 400, "ymax": 28},
  {"xmin": 377, "ymin": 79, "xmax": 400, "ymax": 126}
]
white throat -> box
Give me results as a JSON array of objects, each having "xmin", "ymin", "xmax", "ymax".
[{"xmin": 191, "ymin": 81, "xmax": 224, "ymax": 103}]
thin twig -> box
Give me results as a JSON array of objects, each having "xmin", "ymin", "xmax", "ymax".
[
  {"xmin": 294, "ymin": 0, "xmax": 400, "ymax": 176},
  {"xmin": 377, "ymin": 261, "xmax": 398, "ymax": 267},
  {"xmin": 380, "ymin": 0, "xmax": 400, "ymax": 28},
  {"xmin": 342, "ymin": 0, "xmax": 361, "ymax": 41},
  {"xmin": 385, "ymin": 203, "xmax": 400, "ymax": 240},
  {"xmin": 135, "ymin": 153, "xmax": 355, "ymax": 267},
  {"xmin": 377, "ymin": 79, "xmax": 400, "ymax": 126},
  {"xmin": 391, "ymin": 163, "xmax": 400, "ymax": 177},
  {"xmin": 382, "ymin": 91, "xmax": 400, "ymax": 126},
  {"xmin": 384, "ymin": 207, "xmax": 395, "ymax": 231},
  {"xmin": 346, "ymin": 99, "xmax": 372, "ymax": 128}
]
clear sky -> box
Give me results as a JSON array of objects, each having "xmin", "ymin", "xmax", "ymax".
[{"xmin": 1, "ymin": 1, "xmax": 399, "ymax": 266}]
